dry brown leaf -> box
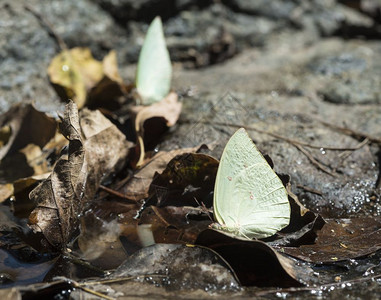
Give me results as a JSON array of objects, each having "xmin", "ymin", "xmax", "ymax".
[
  {"xmin": 279, "ymin": 217, "xmax": 381, "ymax": 263},
  {"xmin": 0, "ymin": 104, "xmax": 57, "ymax": 187},
  {"xmin": 28, "ymin": 101, "xmax": 132, "ymax": 251},
  {"xmin": 119, "ymin": 147, "xmax": 200, "ymax": 201},
  {"xmin": 103, "ymin": 50, "xmax": 123, "ymax": 84},
  {"xmin": 196, "ymin": 230, "xmax": 314, "ymax": 287},
  {"xmin": 87, "ymin": 51, "xmax": 128, "ymax": 109},
  {"xmin": 131, "ymin": 92, "xmax": 182, "ymax": 165},
  {"xmin": 134, "ymin": 92, "xmax": 182, "ymax": 131},
  {"xmin": 0, "ymin": 103, "xmax": 56, "ymax": 160},
  {"xmin": 48, "ymin": 48, "xmax": 103, "ymax": 108},
  {"xmin": 0, "ymin": 184, "xmax": 13, "ymax": 203},
  {"xmin": 148, "ymin": 153, "xmax": 218, "ymax": 207}
]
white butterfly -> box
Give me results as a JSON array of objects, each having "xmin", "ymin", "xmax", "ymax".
[{"xmin": 211, "ymin": 128, "xmax": 290, "ymax": 239}]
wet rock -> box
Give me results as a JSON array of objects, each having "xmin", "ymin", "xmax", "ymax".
[
  {"xmin": 308, "ymin": 41, "xmax": 381, "ymax": 104},
  {"xmin": 223, "ymin": 0, "xmax": 374, "ymax": 35},
  {"xmin": 97, "ymin": 0, "xmax": 375, "ymax": 68},
  {"xmin": 0, "ymin": 0, "xmax": 129, "ymax": 115},
  {"xmin": 93, "ymin": 0, "xmax": 209, "ymax": 23},
  {"xmin": 0, "ymin": 2, "xmax": 61, "ymax": 115},
  {"xmin": 340, "ymin": 0, "xmax": 381, "ymax": 23}
]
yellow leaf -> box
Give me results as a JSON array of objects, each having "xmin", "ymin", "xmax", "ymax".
[
  {"xmin": 103, "ymin": 50, "xmax": 123, "ymax": 84},
  {"xmin": 48, "ymin": 48, "xmax": 103, "ymax": 108}
]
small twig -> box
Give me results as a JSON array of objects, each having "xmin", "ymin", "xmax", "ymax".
[
  {"xmin": 254, "ymin": 273, "xmax": 381, "ymax": 297},
  {"xmin": 212, "ymin": 121, "xmax": 368, "ymax": 151},
  {"xmin": 73, "ymin": 282, "xmax": 116, "ymax": 300},
  {"xmin": 316, "ymin": 119, "xmax": 381, "ymax": 144},
  {"xmin": 24, "ymin": 4, "xmax": 68, "ymax": 51},
  {"xmin": 99, "ymin": 185, "xmax": 139, "ymax": 203},
  {"xmin": 296, "ymin": 185, "xmax": 323, "ymax": 196},
  {"xmin": 64, "ymin": 252, "xmax": 106, "ymax": 275},
  {"xmin": 294, "ymin": 144, "xmax": 336, "ymax": 177},
  {"xmin": 151, "ymin": 206, "xmax": 172, "ymax": 227},
  {"xmin": 81, "ymin": 275, "xmax": 167, "ymax": 287},
  {"xmin": 193, "ymin": 197, "xmax": 213, "ymax": 221},
  {"xmin": 332, "ymin": 138, "xmax": 370, "ymax": 173},
  {"xmin": 338, "ymin": 138, "xmax": 369, "ymax": 159},
  {"xmin": 194, "ymin": 120, "xmax": 365, "ymax": 176}
]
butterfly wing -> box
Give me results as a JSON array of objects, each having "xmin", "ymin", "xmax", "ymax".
[
  {"xmin": 213, "ymin": 128, "xmax": 290, "ymax": 238},
  {"xmin": 231, "ymin": 163, "xmax": 290, "ymax": 238}
]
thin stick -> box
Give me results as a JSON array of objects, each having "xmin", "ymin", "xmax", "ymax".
[
  {"xmin": 294, "ymin": 144, "xmax": 336, "ymax": 177},
  {"xmin": 99, "ymin": 185, "xmax": 139, "ymax": 203},
  {"xmin": 194, "ymin": 120, "xmax": 365, "ymax": 176},
  {"xmin": 73, "ymin": 283, "xmax": 116, "ymax": 300},
  {"xmin": 64, "ymin": 253, "xmax": 106, "ymax": 275},
  {"xmin": 296, "ymin": 185, "xmax": 323, "ymax": 196},
  {"xmin": 316, "ymin": 119, "xmax": 381, "ymax": 144},
  {"xmin": 24, "ymin": 4, "xmax": 68, "ymax": 51},
  {"xmin": 254, "ymin": 273, "xmax": 381, "ymax": 297},
  {"xmin": 338, "ymin": 138, "xmax": 369, "ymax": 158},
  {"xmin": 81, "ymin": 275, "xmax": 167, "ymax": 286},
  {"xmin": 151, "ymin": 206, "xmax": 171, "ymax": 227},
  {"xmin": 212, "ymin": 121, "xmax": 367, "ymax": 151}
]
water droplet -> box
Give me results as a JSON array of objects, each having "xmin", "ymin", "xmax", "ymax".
[
  {"xmin": 271, "ymin": 91, "xmax": 279, "ymax": 98},
  {"xmin": 62, "ymin": 64, "xmax": 69, "ymax": 72}
]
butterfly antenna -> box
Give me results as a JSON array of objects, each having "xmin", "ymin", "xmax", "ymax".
[{"xmin": 193, "ymin": 197, "xmax": 213, "ymax": 221}]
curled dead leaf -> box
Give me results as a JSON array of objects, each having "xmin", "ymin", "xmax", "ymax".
[
  {"xmin": 130, "ymin": 92, "xmax": 182, "ymax": 165},
  {"xmin": 28, "ymin": 101, "xmax": 132, "ymax": 251}
]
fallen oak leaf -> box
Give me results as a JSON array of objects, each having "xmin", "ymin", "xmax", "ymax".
[{"xmin": 28, "ymin": 101, "xmax": 132, "ymax": 251}]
